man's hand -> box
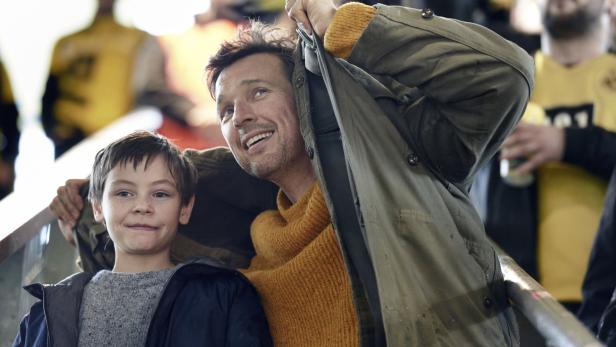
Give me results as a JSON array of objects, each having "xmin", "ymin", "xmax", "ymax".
[
  {"xmin": 500, "ymin": 122, "xmax": 565, "ymax": 174},
  {"xmin": 285, "ymin": 0, "xmax": 337, "ymax": 37},
  {"xmin": 49, "ymin": 178, "xmax": 88, "ymax": 245}
]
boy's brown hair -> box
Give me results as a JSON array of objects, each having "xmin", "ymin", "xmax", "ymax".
[{"xmin": 89, "ymin": 130, "xmax": 197, "ymax": 205}]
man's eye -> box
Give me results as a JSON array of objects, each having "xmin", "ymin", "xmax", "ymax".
[
  {"xmin": 153, "ymin": 191, "xmax": 170, "ymax": 198},
  {"xmin": 254, "ymin": 88, "xmax": 268, "ymax": 98},
  {"xmin": 220, "ymin": 106, "xmax": 234, "ymax": 120}
]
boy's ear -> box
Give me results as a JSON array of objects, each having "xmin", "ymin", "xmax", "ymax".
[
  {"xmin": 92, "ymin": 200, "xmax": 105, "ymax": 225},
  {"xmin": 179, "ymin": 195, "xmax": 195, "ymax": 225}
]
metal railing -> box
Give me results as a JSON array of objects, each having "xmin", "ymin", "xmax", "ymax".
[
  {"xmin": 496, "ymin": 244, "xmax": 605, "ymax": 347},
  {"xmin": 0, "ymin": 108, "xmax": 605, "ymax": 346}
]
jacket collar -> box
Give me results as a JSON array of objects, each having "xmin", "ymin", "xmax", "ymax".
[{"xmin": 25, "ymin": 272, "xmax": 95, "ymax": 347}]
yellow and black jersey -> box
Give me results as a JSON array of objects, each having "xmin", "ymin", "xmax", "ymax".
[
  {"xmin": 522, "ymin": 52, "xmax": 616, "ymax": 302},
  {"xmin": 41, "ymin": 15, "xmax": 150, "ymax": 156}
]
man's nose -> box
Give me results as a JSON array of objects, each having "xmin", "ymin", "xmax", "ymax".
[{"xmin": 232, "ymin": 101, "xmax": 255, "ymax": 127}]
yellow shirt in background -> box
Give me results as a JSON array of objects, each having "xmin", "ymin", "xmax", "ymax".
[{"xmin": 525, "ymin": 52, "xmax": 616, "ymax": 301}]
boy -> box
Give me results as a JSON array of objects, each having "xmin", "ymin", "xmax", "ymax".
[{"xmin": 13, "ymin": 131, "xmax": 272, "ymax": 347}]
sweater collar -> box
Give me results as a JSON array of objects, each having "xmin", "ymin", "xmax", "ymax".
[{"xmin": 276, "ymin": 183, "xmax": 330, "ymax": 228}]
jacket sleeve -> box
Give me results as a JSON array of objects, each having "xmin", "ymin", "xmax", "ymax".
[
  {"xmin": 225, "ymin": 277, "xmax": 273, "ymax": 347},
  {"xmin": 331, "ymin": 4, "xmax": 535, "ymax": 186},
  {"xmin": 563, "ymin": 126, "xmax": 616, "ymax": 181},
  {"xmin": 12, "ymin": 301, "xmax": 47, "ymax": 347},
  {"xmin": 597, "ymin": 289, "xmax": 616, "ymax": 345},
  {"xmin": 578, "ymin": 168, "xmax": 616, "ymax": 332}
]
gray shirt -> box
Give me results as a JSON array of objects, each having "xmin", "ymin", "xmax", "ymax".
[{"xmin": 78, "ymin": 267, "xmax": 175, "ymax": 347}]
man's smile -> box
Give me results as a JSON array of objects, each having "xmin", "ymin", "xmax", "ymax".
[{"xmin": 241, "ymin": 130, "xmax": 275, "ymax": 151}]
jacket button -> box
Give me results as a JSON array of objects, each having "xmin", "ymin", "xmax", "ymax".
[
  {"xmin": 483, "ymin": 297, "xmax": 493, "ymax": 309},
  {"xmin": 295, "ymin": 76, "xmax": 305, "ymax": 88},
  {"xmin": 306, "ymin": 146, "xmax": 314, "ymax": 159},
  {"xmin": 407, "ymin": 153, "xmax": 419, "ymax": 166},
  {"xmin": 421, "ymin": 8, "xmax": 434, "ymax": 19}
]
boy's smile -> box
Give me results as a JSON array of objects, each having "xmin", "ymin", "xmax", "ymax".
[{"xmin": 92, "ymin": 155, "xmax": 194, "ymax": 260}]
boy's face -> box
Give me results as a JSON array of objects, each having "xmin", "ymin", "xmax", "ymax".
[{"xmin": 92, "ymin": 155, "xmax": 194, "ymax": 257}]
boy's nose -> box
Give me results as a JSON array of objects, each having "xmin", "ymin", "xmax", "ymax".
[{"xmin": 132, "ymin": 198, "xmax": 153, "ymax": 214}]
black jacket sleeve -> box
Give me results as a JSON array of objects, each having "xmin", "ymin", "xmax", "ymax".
[
  {"xmin": 578, "ymin": 168, "xmax": 616, "ymax": 332},
  {"xmin": 563, "ymin": 126, "xmax": 616, "ymax": 181},
  {"xmin": 597, "ymin": 289, "xmax": 616, "ymax": 346}
]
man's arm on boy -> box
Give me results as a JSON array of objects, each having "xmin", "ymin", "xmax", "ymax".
[{"xmin": 49, "ymin": 178, "xmax": 88, "ymax": 245}]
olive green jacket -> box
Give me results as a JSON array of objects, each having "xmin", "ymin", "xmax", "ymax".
[
  {"xmin": 73, "ymin": 5, "xmax": 533, "ymax": 347},
  {"xmin": 292, "ymin": 5, "xmax": 533, "ymax": 346}
]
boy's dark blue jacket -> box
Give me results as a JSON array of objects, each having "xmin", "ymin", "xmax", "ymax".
[{"xmin": 12, "ymin": 258, "xmax": 273, "ymax": 347}]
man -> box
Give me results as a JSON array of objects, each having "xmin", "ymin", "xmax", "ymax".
[
  {"xmin": 0, "ymin": 59, "xmax": 19, "ymax": 199},
  {"xmin": 485, "ymin": 0, "xmax": 616, "ymax": 312},
  {"xmin": 51, "ymin": 1, "xmax": 533, "ymax": 345},
  {"xmin": 42, "ymin": 0, "xmax": 194, "ymax": 157}
]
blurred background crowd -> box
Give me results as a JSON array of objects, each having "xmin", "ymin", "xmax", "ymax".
[{"xmin": 1, "ymin": 0, "xmax": 616, "ymax": 345}]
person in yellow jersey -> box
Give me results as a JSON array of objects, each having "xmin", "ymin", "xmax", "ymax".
[
  {"xmin": 487, "ymin": 0, "xmax": 616, "ymax": 313},
  {"xmin": 42, "ymin": 0, "xmax": 194, "ymax": 157},
  {"xmin": 0, "ymin": 59, "xmax": 20, "ymax": 199}
]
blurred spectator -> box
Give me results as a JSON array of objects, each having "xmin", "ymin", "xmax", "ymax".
[
  {"xmin": 420, "ymin": 0, "xmax": 541, "ymax": 53},
  {"xmin": 0, "ymin": 58, "xmax": 19, "ymax": 199},
  {"xmin": 42, "ymin": 0, "xmax": 194, "ymax": 157},
  {"xmin": 579, "ymin": 162, "xmax": 616, "ymax": 336},
  {"xmin": 484, "ymin": 0, "xmax": 616, "ymax": 313}
]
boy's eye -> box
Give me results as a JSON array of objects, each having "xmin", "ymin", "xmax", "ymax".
[
  {"xmin": 153, "ymin": 191, "xmax": 171, "ymax": 198},
  {"xmin": 116, "ymin": 190, "xmax": 132, "ymax": 198}
]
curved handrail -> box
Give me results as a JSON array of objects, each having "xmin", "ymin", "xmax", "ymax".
[{"xmin": 495, "ymin": 243, "xmax": 605, "ymax": 347}]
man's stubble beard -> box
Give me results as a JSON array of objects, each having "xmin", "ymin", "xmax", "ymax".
[{"xmin": 245, "ymin": 148, "xmax": 288, "ymax": 181}]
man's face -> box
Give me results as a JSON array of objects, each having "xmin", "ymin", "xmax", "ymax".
[
  {"xmin": 92, "ymin": 155, "xmax": 194, "ymax": 257},
  {"xmin": 541, "ymin": 0, "xmax": 606, "ymax": 39},
  {"xmin": 215, "ymin": 53, "xmax": 308, "ymax": 182}
]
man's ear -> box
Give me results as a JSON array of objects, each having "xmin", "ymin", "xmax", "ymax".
[
  {"xmin": 92, "ymin": 200, "xmax": 105, "ymax": 225},
  {"xmin": 179, "ymin": 195, "xmax": 195, "ymax": 225}
]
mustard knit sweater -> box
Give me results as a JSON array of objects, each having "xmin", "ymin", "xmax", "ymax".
[
  {"xmin": 243, "ymin": 3, "xmax": 377, "ymax": 346},
  {"xmin": 243, "ymin": 184, "xmax": 358, "ymax": 346}
]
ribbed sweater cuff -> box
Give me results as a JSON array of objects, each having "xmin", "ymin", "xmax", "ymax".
[{"xmin": 324, "ymin": 2, "xmax": 376, "ymax": 59}]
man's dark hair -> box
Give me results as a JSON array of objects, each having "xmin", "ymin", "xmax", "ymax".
[
  {"xmin": 206, "ymin": 21, "xmax": 296, "ymax": 98},
  {"xmin": 89, "ymin": 130, "xmax": 198, "ymax": 205}
]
